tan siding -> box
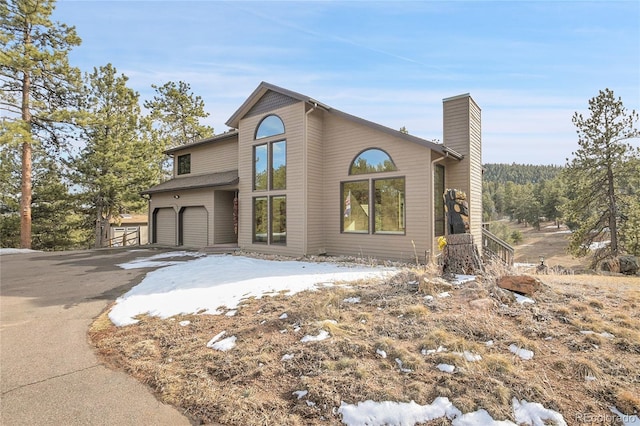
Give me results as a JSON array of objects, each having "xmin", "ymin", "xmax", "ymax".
[
  {"xmin": 171, "ymin": 137, "xmax": 238, "ymax": 178},
  {"xmin": 443, "ymin": 95, "xmax": 483, "ymax": 251},
  {"xmin": 304, "ymin": 107, "xmax": 325, "ymax": 255},
  {"xmin": 214, "ymin": 191, "xmax": 237, "ymax": 244},
  {"xmin": 237, "ymin": 101, "xmax": 306, "ymax": 257},
  {"xmin": 320, "ymin": 113, "xmax": 434, "ymax": 262}
]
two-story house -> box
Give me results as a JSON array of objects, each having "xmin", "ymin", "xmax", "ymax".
[{"xmin": 142, "ymin": 82, "xmax": 482, "ymax": 262}]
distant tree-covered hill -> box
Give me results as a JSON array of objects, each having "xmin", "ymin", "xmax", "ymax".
[{"xmin": 483, "ymin": 163, "xmax": 564, "ymax": 185}]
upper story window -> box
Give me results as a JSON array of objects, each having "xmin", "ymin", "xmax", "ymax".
[
  {"xmin": 256, "ymin": 115, "xmax": 285, "ymax": 139},
  {"xmin": 177, "ymin": 154, "xmax": 191, "ymax": 175},
  {"xmin": 350, "ymin": 148, "xmax": 397, "ymax": 175}
]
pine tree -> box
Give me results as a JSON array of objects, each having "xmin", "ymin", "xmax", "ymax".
[
  {"xmin": 0, "ymin": 0, "xmax": 82, "ymax": 248},
  {"xmin": 31, "ymin": 152, "xmax": 87, "ymax": 250},
  {"xmin": 144, "ymin": 81, "xmax": 214, "ymax": 176},
  {"xmin": 72, "ymin": 64, "xmax": 163, "ymax": 248},
  {"xmin": 562, "ymin": 89, "xmax": 640, "ymax": 259}
]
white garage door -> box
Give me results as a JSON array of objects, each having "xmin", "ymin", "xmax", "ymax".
[
  {"xmin": 181, "ymin": 206, "xmax": 208, "ymax": 247},
  {"xmin": 155, "ymin": 208, "xmax": 176, "ymax": 246}
]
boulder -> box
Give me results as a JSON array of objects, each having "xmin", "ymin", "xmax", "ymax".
[
  {"xmin": 619, "ymin": 255, "xmax": 639, "ymax": 275},
  {"xmin": 497, "ymin": 275, "xmax": 542, "ymax": 296},
  {"xmin": 600, "ymin": 256, "xmax": 639, "ymax": 275}
]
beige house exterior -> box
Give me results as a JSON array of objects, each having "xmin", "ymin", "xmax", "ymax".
[{"xmin": 142, "ymin": 82, "xmax": 482, "ymax": 262}]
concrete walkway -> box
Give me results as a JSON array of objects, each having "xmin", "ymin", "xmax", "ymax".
[{"xmin": 1, "ymin": 248, "xmax": 192, "ymax": 426}]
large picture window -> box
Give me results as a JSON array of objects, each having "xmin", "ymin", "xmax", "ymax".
[
  {"xmin": 271, "ymin": 196, "xmax": 287, "ymax": 244},
  {"xmin": 252, "ymin": 115, "xmax": 287, "ymax": 245},
  {"xmin": 342, "ymin": 181, "xmax": 369, "ymax": 233},
  {"xmin": 253, "ymin": 197, "xmax": 268, "ymax": 243},
  {"xmin": 253, "ymin": 141, "xmax": 286, "ymax": 191},
  {"xmin": 253, "ymin": 196, "xmax": 287, "ymax": 244},
  {"xmin": 177, "ymin": 154, "xmax": 191, "ymax": 175},
  {"xmin": 375, "ymin": 178, "xmax": 405, "ymax": 234},
  {"xmin": 342, "ymin": 149, "xmax": 405, "ymax": 234}
]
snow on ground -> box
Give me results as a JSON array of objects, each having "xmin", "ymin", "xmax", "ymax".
[
  {"xmin": 509, "ymin": 344, "xmax": 534, "ymax": 360},
  {"xmin": 0, "ymin": 248, "xmax": 41, "ymax": 255},
  {"xmin": 109, "ymin": 250, "xmax": 568, "ymax": 426},
  {"xmin": 110, "ymin": 254, "xmax": 395, "ymax": 326},
  {"xmin": 338, "ymin": 397, "xmax": 566, "ymax": 426}
]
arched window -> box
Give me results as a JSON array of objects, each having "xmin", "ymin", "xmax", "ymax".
[
  {"xmin": 342, "ymin": 148, "xmax": 404, "ymax": 235},
  {"xmin": 349, "ymin": 148, "xmax": 397, "ymax": 175},
  {"xmin": 255, "ymin": 115, "xmax": 285, "ymax": 139}
]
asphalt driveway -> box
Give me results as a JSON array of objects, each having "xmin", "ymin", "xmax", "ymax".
[{"xmin": 0, "ymin": 248, "xmax": 192, "ymax": 426}]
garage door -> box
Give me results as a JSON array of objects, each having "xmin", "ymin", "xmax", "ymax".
[
  {"xmin": 181, "ymin": 206, "xmax": 208, "ymax": 247},
  {"xmin": 154, "ymin": 208, "xmax": 176, "ymax": 245}
]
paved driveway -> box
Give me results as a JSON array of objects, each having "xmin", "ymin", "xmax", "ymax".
[{"xmin": 0, "ymin": 248, "xmax": 192, "ymax": 426}]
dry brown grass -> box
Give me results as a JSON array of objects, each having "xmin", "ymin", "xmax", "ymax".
[{"xmin": 90, "ymin": 260, "xmax": 640, "ymax": 425}]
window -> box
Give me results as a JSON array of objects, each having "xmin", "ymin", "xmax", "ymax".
[
  {"xmin": 252, "ymin": 115, "xmax": 287, "ymax": 245},
  {"xmin": 177, "ymin": 154, "xmax": 191, "ymax": 175},
  {"xmin": 343, "ymin": 181, "xmax": 369, "ymax": 233},
  {"xmin": 252, "ymin": 196, "xmax": 287, "ymax": 244},
  {"xmin": 434, "ymin": 165, "xmax": 445, "ymax": 237},
  {"xmin": 256, "ymin": 115, "xmax": 285, "ymax": 139},
  {"xmin": 374, "ymin": 178, "xmax": 405, "ymax": 234},
  {"xmin": 350, "ymin": 148, "xmax": 397, "ymax": 175},
  {"xmin": 253, "ymin": 197, "xmax": 268, "ymax": 243},
  {"xmin": 254, "ymin": 144, "xmax": 268, "ymax": 190},
  {"xmin": 271, "ymin": 141, "xmax": 286, "ymax": 190},
  {"xmin": 342, "ymin": 149, "xmax": 404, "ymax": 235},
  {"xmin": 271, "ymin": 196, "xmax": 286, "ymax": 244},
  {"xmin": 253, "ymin": 141, "xmax": 286, "ymax": 191}
]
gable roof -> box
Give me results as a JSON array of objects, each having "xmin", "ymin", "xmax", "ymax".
[{"xmin": 225, "ymin": 81, "xmax": 463, "ymax": 160}]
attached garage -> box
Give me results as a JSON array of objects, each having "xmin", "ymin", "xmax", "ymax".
[
  {"xmin": 179, "ymin": 206, "xmax": 209, "ymax": 247},
  {"xmin": 153, "ymin": 208, "xmax": 176, "ymax": 245}
]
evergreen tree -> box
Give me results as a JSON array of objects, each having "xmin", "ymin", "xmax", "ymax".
[
  {"xmin": 0, "ymin": 142, "xmax": 21, "ymax": 247},
  {"xmin": 72, "ymin": 64, "xmax": 163, "ymax": 248},
  {"xmin": 144, "ymin": 81, "xmax": 213, "ymax": 175},
  {"xmin": 0, "ymin": 0, "xmax": 82, "ymax": 248},
  {"xmin": 31, "ymin": 153, "xmax": 87, "ymax": 250},
  {"xmin": 562, "ymin": 89, "xmax": 640, "ymax": 259}
]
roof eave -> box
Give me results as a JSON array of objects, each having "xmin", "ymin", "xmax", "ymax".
[
  {"xmin": 141, "ymin": 177, "xmax": 239, "ymax": 195},
  {"xmin": 164, "ymin": 130, "xmax": 238, "ymax": 155}
]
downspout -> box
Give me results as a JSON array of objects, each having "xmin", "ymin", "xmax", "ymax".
[
  {"xmin": 430, "ymin": 154, "xmax": 447, "ymax": 261},
  {"xmin": 303, "ymin": 103, "xmax": 317, "ymax": 256}
]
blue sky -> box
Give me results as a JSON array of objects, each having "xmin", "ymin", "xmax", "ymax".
[{"xmin": 53, "ymin": 1, "xmax": 639, "ymax": 165}]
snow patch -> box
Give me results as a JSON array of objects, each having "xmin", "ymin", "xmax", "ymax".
[
  {"xmin": 509, "ymin": 344, "xmax": 534, "ymax": 360},
  {"xmin": 301, "ymin": 330, "xmax": 330, "ymax": 342},
  {"xmin": 209, "ymin": 336, "xmax": 237, "ymax": 352},
  {"xmin": 437, "ymin": 363, "xmax": 455, "ymax": 373}
]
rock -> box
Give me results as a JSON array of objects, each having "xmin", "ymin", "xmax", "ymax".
[
  {"xmin": 599, "ymin": 256, "xmax": 639, "ymax": 275},
  {"xmin": 497, "ymin": 275, "xmax": 542, "ymax": 296},
  {"xmin": 619, "ymin": 255, "xmax": 639, "ymax": 275},
  {"xmin": 469, "ymin": 297, "xmax": 495, "ymax": 310}
]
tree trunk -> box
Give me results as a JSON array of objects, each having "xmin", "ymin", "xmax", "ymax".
[
  {"xmin": 20, "ymin": 33, "xmax": 32, "ymax": 249},
  {"xmin": 95, "ymin": 202, "xmax": 103, "ymax": 249},
  {"xmin": 607, "ymin": 166, "xmax": 618, "ymax": 256},
  {"xmin": 20, "ymin": 140, "xmax": 32, "ymax": 249}
]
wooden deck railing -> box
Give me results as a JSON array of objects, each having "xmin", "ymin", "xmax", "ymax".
[
  {"xmin": 482, "ymin": 227, "xmax": 515, "ymax": 266},
  {"xmin": 107, "ymin": 230, "xmax": 140, "ymax": 247}
]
